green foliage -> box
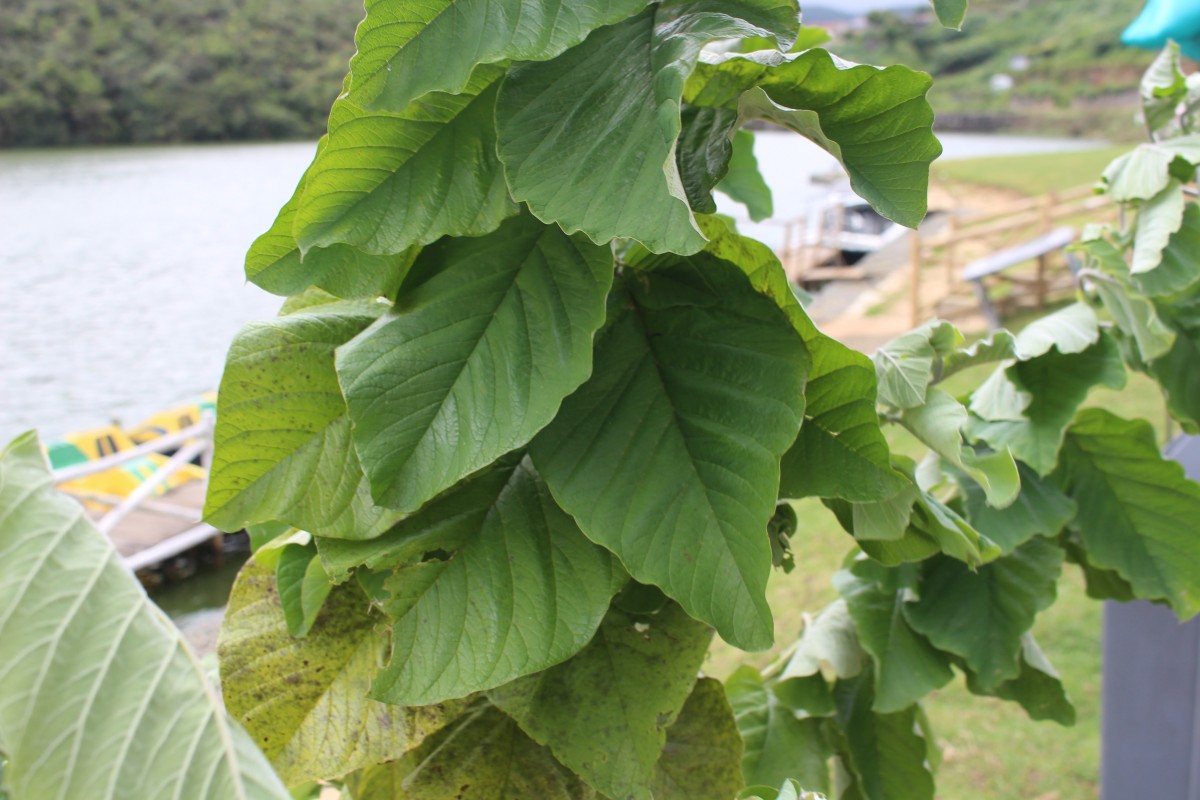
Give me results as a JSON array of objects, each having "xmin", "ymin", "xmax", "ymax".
[{"xmin": 6, "ymin": 7, "xmax": 1200, "ymax": 799}]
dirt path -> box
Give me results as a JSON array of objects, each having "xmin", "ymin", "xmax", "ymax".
[{"xmin": 814, "ymin": 180, "xmax": 1031, "ymax": 353}]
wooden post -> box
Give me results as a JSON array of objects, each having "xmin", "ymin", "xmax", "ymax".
[
  {"xmin": 909, "ymin": 229, "xmax": 922, "ymax": 327},
  {"xmin": 1036, "ymin": 192, "xmax": 1056, "ymax": 309},
  {"xmin": 781, "ymin": 220, "xmax": 795, "ymax": 281},
  {"xmin": 943, "ymin": 214, "xmax": 959, "ymax": 297},
  {"xmin": 831, "ymin": 203, "xmax": 846, "ymax": 265}
]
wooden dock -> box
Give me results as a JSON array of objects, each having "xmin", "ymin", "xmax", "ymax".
[{"xmin": 54, "ymin": 416, "xmax": 224, "ymax": 573}]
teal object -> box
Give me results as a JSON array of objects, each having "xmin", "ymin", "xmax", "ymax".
[{"xmin": 1123, "ymin": 0, "xmax": 1200, "ymax": 61}]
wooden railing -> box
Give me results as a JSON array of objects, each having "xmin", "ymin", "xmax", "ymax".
[
  {"xmin": 907, "ymin": 185, "xmax": 1115, "ymax": 326},
  {"xmin": 54, "ymin": 414, "xmax": 218, "ymax": 572}
]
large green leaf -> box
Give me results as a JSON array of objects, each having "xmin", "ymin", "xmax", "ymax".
[
  {"xmin": 1101, "ymin": 137, "xmax": 1200, "ymax": 202},
  {"xmin": 1132, "ymin": 179, "xmax": 1186, "ymax": 274},
  {"xmin": 1054, "ymin": 409, "xmax": 1200, "ymax": 618},
  {"xmin": 205, "ymin": 300, "xmax": 399, "ymax": 540},
  {"xmin": 488, "ymin": 602, "xmax": 712, "ymax": 800},
  {"xmin": 677, "ymin": 105, "xmax": 740, "ymax": 216},
  {"xmin": 687, "ymin": 49, "xmax": 940, "ymax": 228},
  {"xmin": 219, "ymin": 560, "xmax": 458, "ymax": 786},
  {"xmin": 245, "ymin": 160, "xmax": 416, "ymax": 298},
  {"xmin": 963, "ymin": 634, "xmax": 1075, "ymax": 726},
  {"xmin": 691, "ymin": 218, "xmax": 904, "ymax": 504},
  {"xmin": 780, "ymin": 599, "xmax": 867, "ymax": 682},
  {"xmin": 651, "ymin": 678, "xmax": 745, "ymax": 800},
  {"xmin": 531, "ymin": 258, "xmax": 807, "ymax": 650},
  {"xmin": 496, "ymin": 2, "xmax": 800, "ymax": 254},
  {"xmin": 0, "ymin": 432, "xmax": 289, "ymax": 799},
  {"xmin": 1138, "ymin": 202, "xmax": 1200, "ymax": 296},
  {"xmin": 275, "ymin": 541, "xmax": 332, "ymax": 638},
  {"xmin": 337, "ymin": 212, "xmax": 612, "ymax": 513},
  {"xmin": 910, "ymin": 491, "xmax": 999, "ymax": 567},
  {"xmin": 370, "ymin": 457, "xmax": 625, "ymax": 704},
  {"xmin": 966, "ymin": 333, "xmax": 1127, "ymax": 475},
  {"xmin": 830, "ymin": 674, "xmax": 934, "ymax": 800},
  {"xmin": 1146, "ymin": 291, "xmax": 1200, "ymax": 435},
  {"xmin": 958, "ymin": 461, "xmax": 1076, "ymax": 554},
  {"xmin": 904, "ymin": 539, "xmax": 1063, "ymax": 689},
  {"xmin": 346, "ymin": 702, "xmax": 595, "ymax": 800},
  {"xmin": 930, "ymin": 0, "xmax": 967, "ymax": 29},
  {"xmin": 873, "ymin": 321, "xmax": 961, "ymax": 409},
  {"xmin": 346, "ymin": 0, "xmax": 652, "ymax": 112},
  {"xmin": 833, "ymin": 564, "xmax": 953, "ymax": 713},
  {"xmin": 1140, "ymin": 43, "xmax": 1189, "ymax": 135},
  {"xmin": 1090, "ymin": 277, "xmax": 1175, "ymax": 361},
  {"xmin": 718, "ymin": 130, "xmax": 774, "ymax": 221},
  {"xmin": 294, "ymin": 71, "xmax": 517, "ymax": 256},
  {"xmin": 1007, "ymin": 301, "xmax": 1100, "ymax": 358},
  {"xmin": 901, "ymin": 388, "xmax": 1019, "ymax": 508},
  {"xmin": 726, "ymin": 667, "xmax": 831, "ymax": 794}
]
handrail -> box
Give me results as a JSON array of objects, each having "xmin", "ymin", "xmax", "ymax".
[
  {"xmin": 96, "ymin": 438, "xmax": 208, "ymax": 534},
  {"xmin": 909, "ymin": 183, "xmax": 1110, "ymax": 326},
  {"xmin": 52, "ymin": 414, "xmax": 213, "ymax": 482}
]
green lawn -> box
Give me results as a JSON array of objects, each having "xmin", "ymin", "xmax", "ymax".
[
  {"xmin": 705, "ymin": 341, "xmax": 1169, "ymax": 799},
  {"xmin": 932, "ymin": 145, "xmax": 1130, "ymax": 196}
]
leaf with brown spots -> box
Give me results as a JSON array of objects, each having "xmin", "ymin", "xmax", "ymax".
[
  {"xmin": 347, "ymin": 701, "xmax": 597, "ymax": 800},
  {"xmin": 651, "ymin": 678, "xmax": 745, "ymax": 800},
  {"xmin": 219, "ymin": 560, "xmax": 464, "ymax": 786},
  {"xmin": 488, "ymin": 601, "xmax": 713, "ymax": 800}
]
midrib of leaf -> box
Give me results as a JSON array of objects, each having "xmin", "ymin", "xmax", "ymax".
[
  {"xmin": 299, "ymin": 82, "xmax": 500, "ymax": 252},
  {"xmin": 102, "ymin": 644, "xmax": 176, "ymax": 798},
  {"xmin": 522, "ymin": 28, "xmax": 654, "ymax": 210},
  {"xmin": 368, "ymin": 248, "xmax": 531, "ymax": 491},
  {"xmin": 51, "ymin": 603, "xmax": 141, "ymax": 800},
  {"xmin": 630, "ymin": 302, "xmax": 761, "ymax": 614},
  {"xmin": 353, "ymin": 2, "xmax": 462, "ymax": 91},
  {"xmin": 875, "ymin": 349, "xmax": 924, "ymax": 403},
  {"xmin": 1062, "ymin": 435, "xmax": 1178, "ymax": 592}
]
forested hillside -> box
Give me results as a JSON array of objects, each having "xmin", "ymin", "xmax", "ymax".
[
  {"xmin": 833, "ymin": 0, "xmax": 1155, "ymax": 135},
  {"xmin": 0, "ymin": 0, "xmax": 1157, "ymax": 147},
  {"xmin": 0, "ymin": 0, "xmax": 363, "ymax": 146}
]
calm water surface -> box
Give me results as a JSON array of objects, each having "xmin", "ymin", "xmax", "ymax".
[
  {"xmin": 0, "ymin": 141, "xmax": 314, "ymax": 443},
  {"xmin": 0, "ymin": 133, "xmax": 1102, "ymax": 620}
]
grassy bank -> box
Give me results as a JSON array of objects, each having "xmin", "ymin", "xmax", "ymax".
[{"xmin": 932, "ymin": 145, "xmax": 1129, "ymax": 196}]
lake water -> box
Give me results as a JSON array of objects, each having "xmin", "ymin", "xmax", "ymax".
[{"xmin": 0, "ymin": 133, "xmax": 1102, "ymax": 444}]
